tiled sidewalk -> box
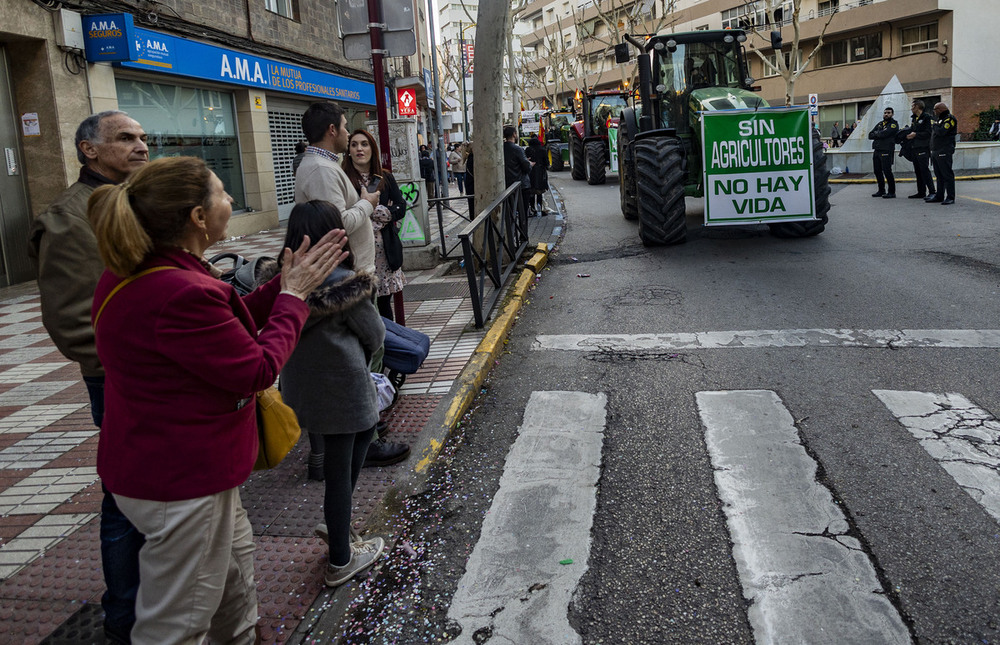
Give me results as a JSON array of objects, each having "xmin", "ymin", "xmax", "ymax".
[{"xmin": 0, "ymin": 229, "xmax": 485, "ymax": 644}]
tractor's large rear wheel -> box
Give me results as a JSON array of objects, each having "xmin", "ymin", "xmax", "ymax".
[
  {"xmin": 618, "ymin": 121, "xmax": 638, "ymax": 220},
  {"xmin": 769, "ymin": 130, "xmax": 830, "ymax": 238},
  {"xmin": 570, "ymin": 135, "xmax": 585, "ymax": 180},
  {"xmin": 635, "ymin": 137, "xmax": 686, "ymax": 246},
  {"xmin": 548, "ymin": 144, "xmax": 564, "ymax": 171},
  {"xmin": 585, "ymin": 140, "xmax": 606, "ymax": 185}
]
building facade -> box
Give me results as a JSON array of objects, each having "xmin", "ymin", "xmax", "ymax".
[
  {"xmin": 0, "ymin": 0, "xmax": 377, "ymax": 286},
  {"xmin": 517, "ymin": 0, "xmax": 1000, "ymax": 139}
]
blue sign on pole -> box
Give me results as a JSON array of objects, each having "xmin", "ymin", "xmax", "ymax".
[
  {"xmin": 110, "ymin": 27, "xmax": 376, "ymax": 105},
  {"xmin": 83, "ymin": 13, "xmax": 138, "ymax": 62},
  {"xmin": 423, "ymin": 68, "xmax": 434, "ymax": 103}
]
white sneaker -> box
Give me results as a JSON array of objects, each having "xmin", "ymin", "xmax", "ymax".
[{"xmin": 324, "ymin": 539, "xmax": 385, "ymax": 587}]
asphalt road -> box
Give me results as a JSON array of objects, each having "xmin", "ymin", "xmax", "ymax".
[{"xmin": 342, "ymin": 171, "xmax": 1000, "ymax": 645}]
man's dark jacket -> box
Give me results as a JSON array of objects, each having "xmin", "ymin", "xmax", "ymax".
[
  {"xmin": 503, "ymin": 140, "xmax": 531, "ymax": 188},
  {"xmin": 868, "ymin": 118, "xmax": 899, "ymax": 152},
  {"xmin": 931, "ymin": 110, "xmax": 958, "ymax": 155}
]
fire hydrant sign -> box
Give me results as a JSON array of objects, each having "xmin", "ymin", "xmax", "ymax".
[{"xmin": 702, "ymin": 106, "xmax": 815, "ymax": 226}]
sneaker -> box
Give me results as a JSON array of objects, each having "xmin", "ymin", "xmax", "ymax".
[
  {"xmin": 324, "ymin": 539, "xmax": 384, "ymax": 587},
  {"xmin": 941, "ymin": 198, "xmax": 955, "ymax": 205},
  {"xmin": 363, "ymin": 437, "xmax": 410, "ymax": 467},
  {"xmin": 871, "ymin": 191, "xmax": 885, "ymax": 197}
]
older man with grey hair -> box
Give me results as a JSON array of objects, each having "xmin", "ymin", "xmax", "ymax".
[{"xmin": 27, "ymin": 110, "xmax": 148, "ymax": 644}]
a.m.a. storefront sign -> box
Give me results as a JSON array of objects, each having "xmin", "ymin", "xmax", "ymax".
[
  {"xmin": 84, "ymin": 20, "xmax": 375, "ymax": 105},
  {"xmin": 83, "ymin": 13, "xmax": 138, "ymax": 62},
  {"xmin": 701, "ymin": 106, "xmax": 816, "ymax": 226}
]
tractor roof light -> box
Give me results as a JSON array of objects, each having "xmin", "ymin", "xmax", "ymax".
[
  {"xmin": 723, "ymin": 34, "xmax": 735, "ymax": 43},
  {"xmin": 737, "ymin": 33, "xmax": 747, "ymax": 42}
]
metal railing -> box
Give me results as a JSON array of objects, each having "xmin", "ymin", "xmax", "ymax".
[
  {"xmin": 428, "ymin": 194, "xmax": 477, "ymax": 260},
  {"xmin": 458, "ymin": 184, "xmax": 530, "ymax": 328}
]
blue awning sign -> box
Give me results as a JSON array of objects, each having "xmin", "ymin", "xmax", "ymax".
[{"xmin": 99, "ymin": 25, "xmax": 375, "ymax": 105}]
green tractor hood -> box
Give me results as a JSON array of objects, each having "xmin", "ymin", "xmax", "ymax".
[{"xmin": 690, "ymin": 87, "xmax": 769, "ymax": 114}]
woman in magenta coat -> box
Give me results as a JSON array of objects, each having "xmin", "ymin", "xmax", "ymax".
[{"xmin": 89, "ymin": 156, "xmax": 346, "ymax": 644}]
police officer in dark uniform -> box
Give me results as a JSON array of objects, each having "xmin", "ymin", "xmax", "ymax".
[
  {"xmin": 904, "ymin": 99, "xmax": 935, "ymax": 199},
  {"xmin": 868, "ymin": 107, "xmax": 899, "ymax": 198},
  {"xmin": 926, "ymin": 102, "xmax": 958, "ymax": 205}
]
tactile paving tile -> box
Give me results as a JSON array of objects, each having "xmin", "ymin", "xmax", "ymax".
[
  {"xmin": 258, "ymin": 615, "xmax": 302, "ymax": 643},
  {"xmin": 38, "ymin": 601, "xmax": 107, "ymax": 645},
  {"xmin": 255, "ymin": 535, "xmax": 328, "ymax": 622},
  {"xmin": 0, "ymin": 517, "xmax": 104, "ymax": 603},
  {"xmin": 0, "ymin": 598, "xmax": 89, "ymax": 645}
]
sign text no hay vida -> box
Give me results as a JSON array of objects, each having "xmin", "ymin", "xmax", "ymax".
[{"xmin": 702, "ymin": 107, "xmax": 816, "ymax": 226}]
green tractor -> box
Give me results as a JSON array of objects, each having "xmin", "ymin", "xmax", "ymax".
[
  {"xmin": 615, "ymin": 29, "xmax": 829, "ymax": 245},
  {"xmin": 543, "ymin": 110, "xmax": 574, "ymax": 171},
  {"xmin": 569, "ymin": 89, "xmax": 630, "ymax": 185}
]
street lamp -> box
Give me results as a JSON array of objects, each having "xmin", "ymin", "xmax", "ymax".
[{"xmin": 459, "ymin": 20, "xmax": 476, "ymax": 141}]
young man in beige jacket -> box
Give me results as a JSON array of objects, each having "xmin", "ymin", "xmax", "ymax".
[{"xmin": 295, "ymin": 102, "xmax": 379, "ymax": 274}]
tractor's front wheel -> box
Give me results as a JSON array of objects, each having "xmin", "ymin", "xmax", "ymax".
[
  {"xmin": 570, "ymin": 136, "xmax": 585, "ymax": 180},
  {"xmin": 549, "ymin": 144, "xmax": 564, "ymax": 171},
  {"xmin": 585, "ymin": 140, "xmax": 606, "ymax": 185},
  {"xmin": 769, "ymin": 130, "xmax": 830, "ymax": 238},
  {"xmin": 635, "ymin": 137, "xmax": 686, "ymax": 246}
]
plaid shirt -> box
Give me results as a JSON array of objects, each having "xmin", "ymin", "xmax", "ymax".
[{"xmin": 305, "ymin": 146, "xmax": 339, "ymax": 164}]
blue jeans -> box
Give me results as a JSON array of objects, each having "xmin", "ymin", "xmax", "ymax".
[
  {"xmin": 455, "ymin": 172, "xmax": 466, "ymax": 195},
  {"xmin": 84, "ymin": 376, "xmax": 144, "ymax": 640}
]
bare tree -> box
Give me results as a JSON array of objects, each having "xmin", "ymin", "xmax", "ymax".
[
  {"xmin": 749, "ymin": 0, "xmax": 839, "ymax": 106},
  {"xmin": 572, "ymin": 0, "xmax": 679, "ymax": 91}
]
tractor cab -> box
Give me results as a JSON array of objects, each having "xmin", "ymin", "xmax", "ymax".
[{"xmin": 650, "ymin": 30, "xmax": 764, "ymax": 137}]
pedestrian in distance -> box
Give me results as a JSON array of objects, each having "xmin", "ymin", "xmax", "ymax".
[
  {"xmin": 840, "ymin": 122, "xmax": 853, "ymax": 145},
  {"xmin": 27, "ymin": 110, "xmax": 149, "ymax": 645},
  {"xmin": 926, "ymin": 102, "xmax": 958, "ymax": 205},
  {"xmin": 525, "ymin": 135, "xmax": 550, "ymax": 216},
  {"xmin": 292, "ymin": 140, "xmax": 307, "ymax": 175},
  {"xmin": 502, "ymin": 125, "xmax": 531, "ymax": 218},
  {"xmin": 88, "ymin": 155, "xmax": 348, "ymax": 644},
  {"xmin": 989, "ymin": 118, "xmax": 1000, "ymax": 141},
  {"xmin": 269, "ymin": 201, "xmax": 388, "ymax": 588},
  {"xmin": 903, "ymin": 99, "xmax": 935, "ymax": 199},
  {"xmin": 868, "ymin": 107, "xmax": 899, "ymax": 198},
  {"xmin": 830, "ymin": 121, "xmax": 841, "ymax": 148},
  {"xmin": 343, "ymin": 129, "xmax": 407, "ymax": 321},
  {"xmin": 295, "ymin": 101, "xmax": 380, "ymax": 275},
  {"xmin": 449, "ymin": 144, "xmax": 466, "ymax": 195},
  {"xmin": 419, "ymin": 148, "xmax": 437, "ymax": 198}
]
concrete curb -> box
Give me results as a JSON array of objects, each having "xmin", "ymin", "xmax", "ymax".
[
  {"xmin": 831, "ymin": 173, "xmax": 1000, "ymax": 184},
  {"xmin": 410, "ymin": 251, "xmax": 547, "ymax": 477}
]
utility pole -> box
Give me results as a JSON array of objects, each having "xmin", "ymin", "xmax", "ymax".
[
  {"xmin": 459, "ymin": 20, "xmax": 470, "ymax": 141},
  {"xmin": 366, "ymin": 0, "xmax": 392, "ymax": 171},
  {"xmin": 427, "ymin": 0, "xmax": 448, "ymax": 198}
]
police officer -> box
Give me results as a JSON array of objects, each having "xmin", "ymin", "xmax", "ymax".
[
  {"xmin": 905, "ymin": 99, "xmax": 935, "ymax": 199},
  {"xmin": 868, "ymin": 107, "xmax": 899, "ymax": 198},
  {"xmin": 926, "ymin": 101, "xmax": 958, "ymax": 205}
]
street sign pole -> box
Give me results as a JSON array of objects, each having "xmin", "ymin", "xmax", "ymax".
[
  {"xmin": 367, "ymin": 0, "xmax": 392, "ymax": 172},
  {"xmin": 459, "ymin": 21, "xmax": 469, "ymax": 141}
]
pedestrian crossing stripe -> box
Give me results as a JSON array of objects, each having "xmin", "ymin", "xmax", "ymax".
[
  {"xmin": 399, "ymin": 210, "xmax": 425, "ymax": 243},
  {"xmin": 874, "ymin": 390, "xmax": 1000, "ymax": 523},
  {"xmin": 698, "ymin": 390, "xmax": 911, "ymax": 644}
]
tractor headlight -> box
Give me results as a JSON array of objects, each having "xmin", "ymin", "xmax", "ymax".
[{"xmin": 724, "ymin": 34, "xmax": 735, "ymax": 43}]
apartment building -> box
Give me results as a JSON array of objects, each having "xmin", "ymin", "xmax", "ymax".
[
  {"xmin": 518, "ymin": 0, "xmax": 999, "ymax": 139},
  {"xmin": 0, "ymin": 0, "xmax": 380, "ymax": 286}
]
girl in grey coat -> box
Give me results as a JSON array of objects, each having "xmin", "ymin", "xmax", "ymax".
[{"xmin": 270, "ymin": 200, "xmax": 387, "ymax": 586}]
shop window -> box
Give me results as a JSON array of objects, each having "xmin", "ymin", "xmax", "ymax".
[
  {"xmin": 116, "ymin": 79, "xmax": 246, "ymax": 211},
  {"xmin": 265, "ymin": 0, "xmax": 296, "ymax": 20},
  {"xmin": 901, "ymin": 23, "xmax": 938, "ymax": 54}
]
